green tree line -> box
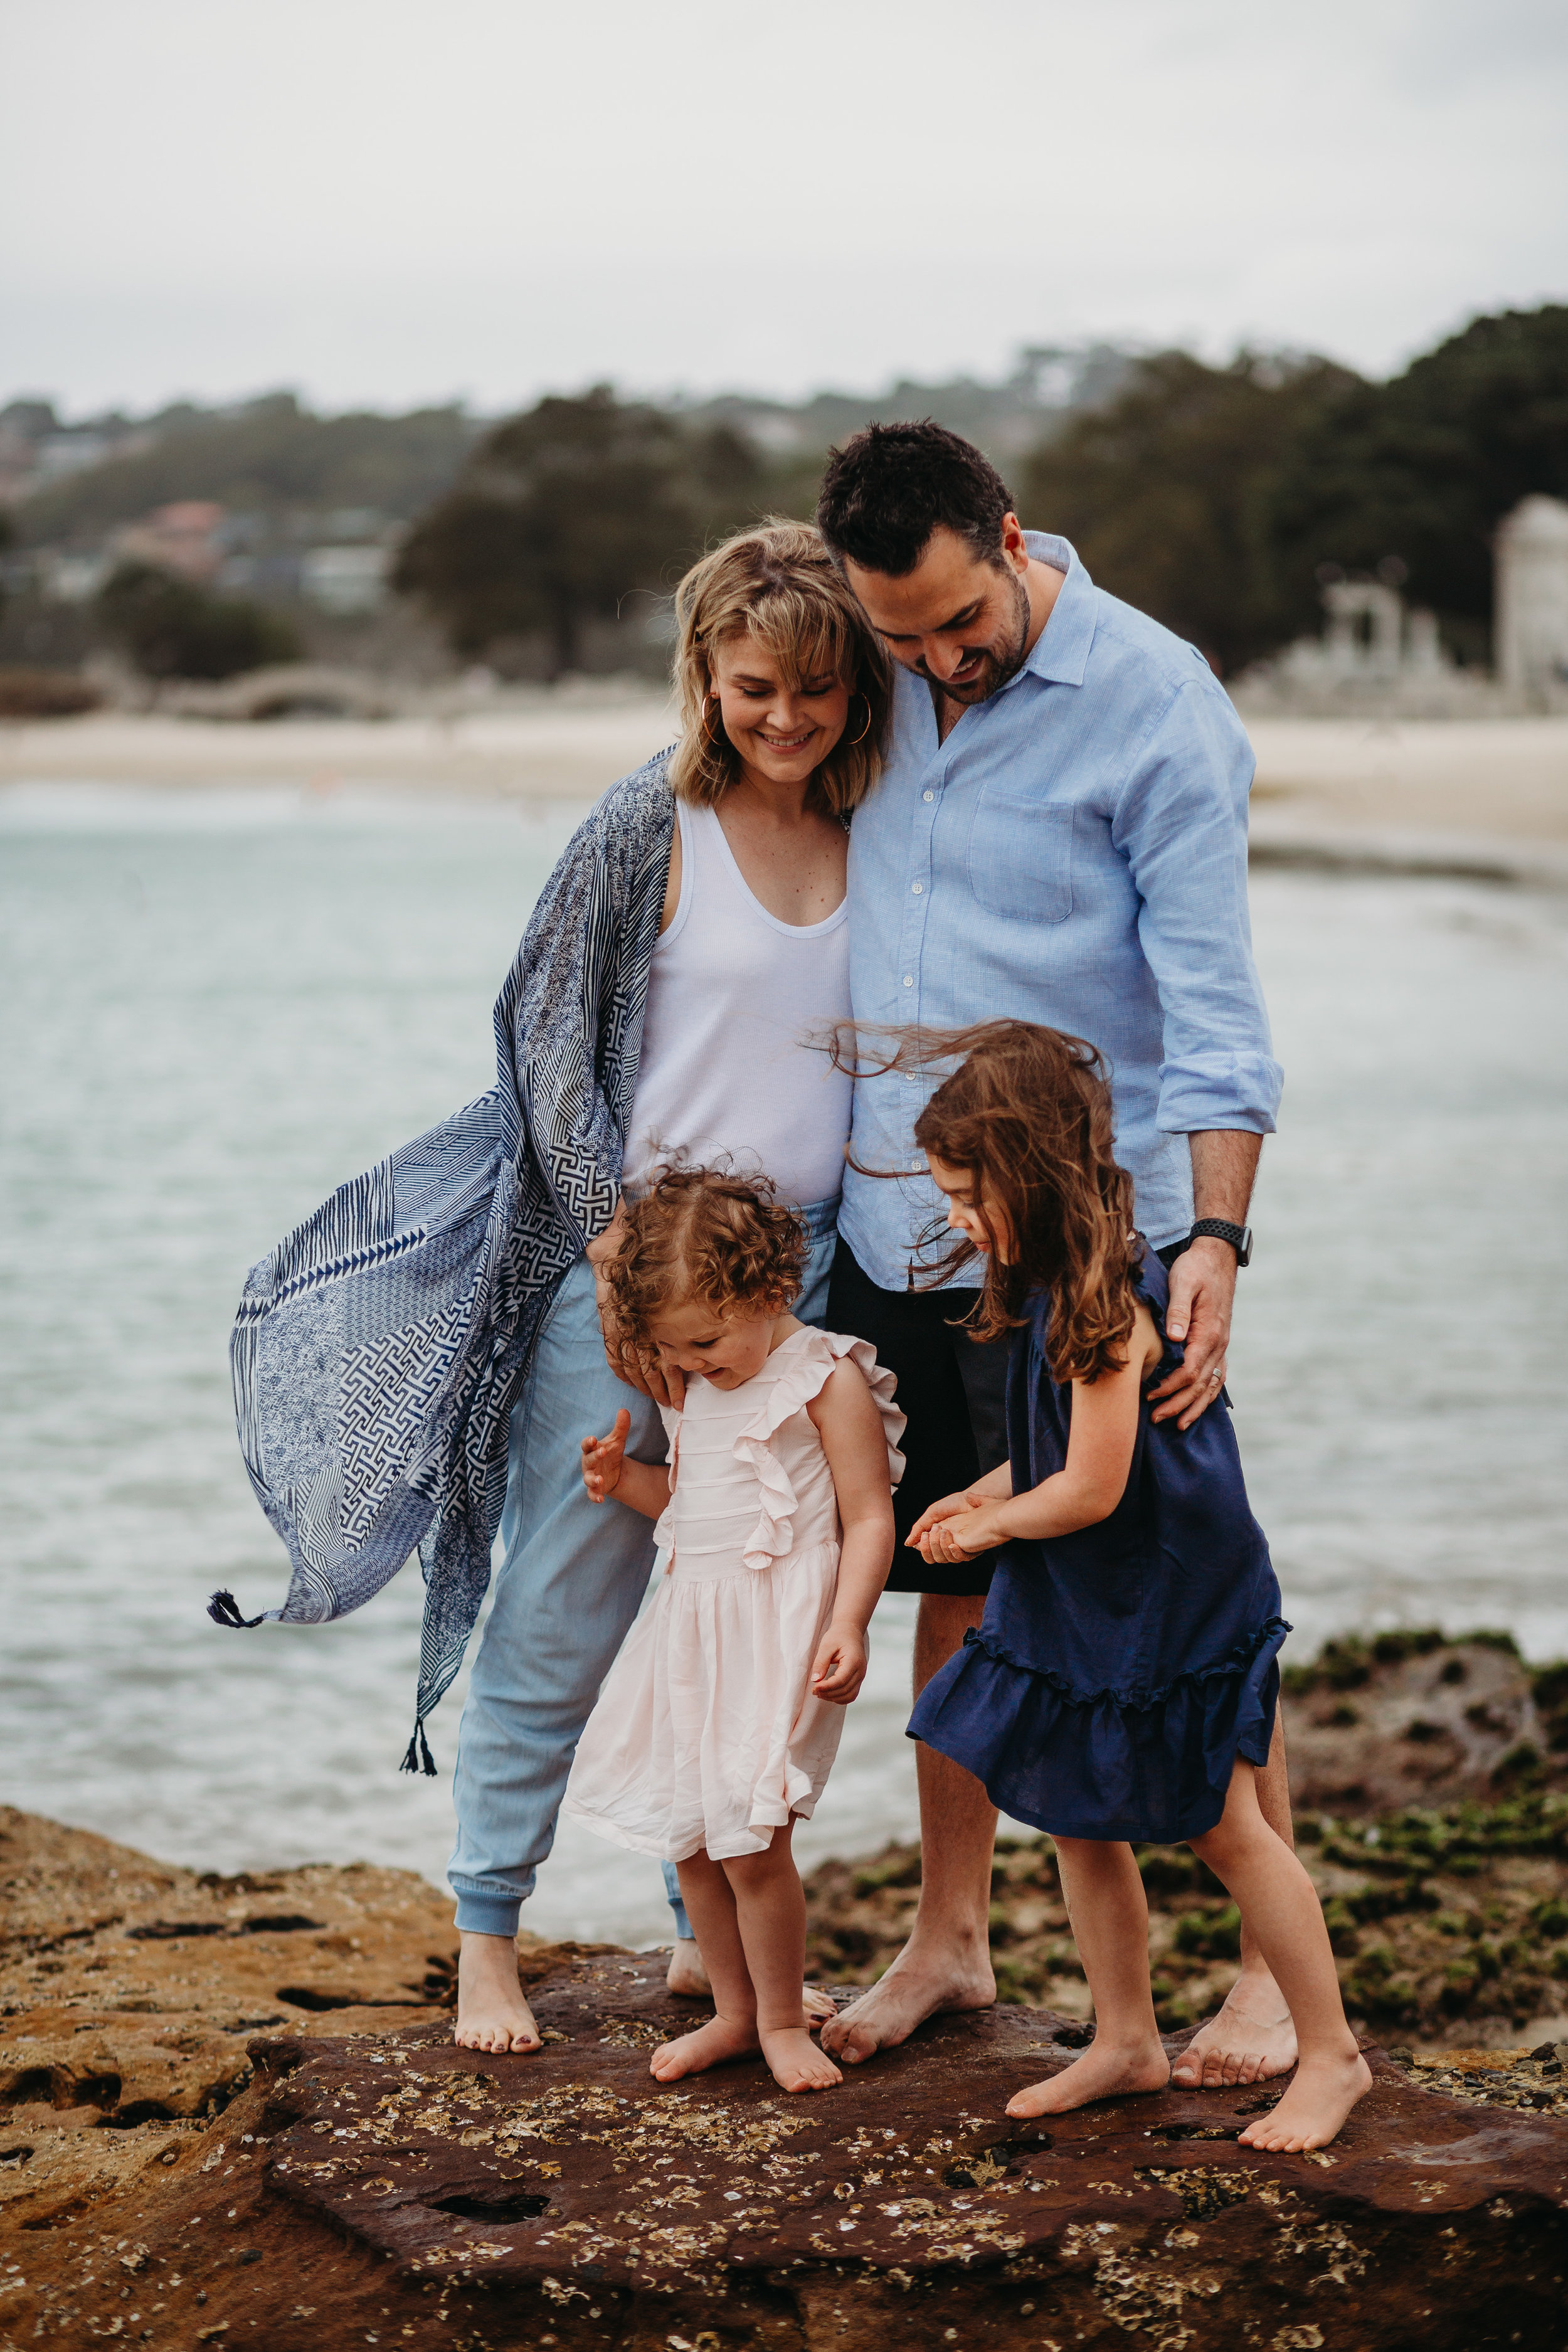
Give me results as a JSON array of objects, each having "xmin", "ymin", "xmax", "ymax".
[{"xmin": 396, "ymin": 307, "xmax": 1567, "ymax": 682}]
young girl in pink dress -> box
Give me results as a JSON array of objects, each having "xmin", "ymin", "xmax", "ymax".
[{"xmin": 564, "ymin": 1167, "xmax": 902, "ymax": 2095}]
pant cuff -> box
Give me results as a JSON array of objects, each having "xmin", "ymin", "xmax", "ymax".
[{"xmin": 452, "ymin": 1888, "xmax": 526, "ymax": 1937}]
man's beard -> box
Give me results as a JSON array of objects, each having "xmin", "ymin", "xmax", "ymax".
[{"xmin": 918, "ymin": 571, "xmax": 1032, "ymax": 704}]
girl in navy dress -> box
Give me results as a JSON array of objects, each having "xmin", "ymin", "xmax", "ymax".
[{"xmin": 901, "ymin": 1020, "xmax": 1370, "ymax": 2154}]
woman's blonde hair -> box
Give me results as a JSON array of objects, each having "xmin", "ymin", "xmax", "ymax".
[{"xmin": 669, "ymin": 520, "xmax": 892, "ymax": 816}]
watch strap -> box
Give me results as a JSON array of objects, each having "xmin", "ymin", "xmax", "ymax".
[{"xmin": 1189, "ymin": 1218, "xmax": 1252, "ymax": 1266}]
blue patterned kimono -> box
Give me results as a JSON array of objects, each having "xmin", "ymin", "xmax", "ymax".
[{"xmin": 217, "ymin": 753, "xmax": 677, "ymax": 1762}]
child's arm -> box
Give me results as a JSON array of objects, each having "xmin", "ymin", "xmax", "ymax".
[
  {"xmin": 804, "ymin": 1361, "xmax": 896, "ymax": 1703},
  {"xmin": 917, "ymin": 1304, "xmax": 1161, "ymax": 1565},
  {"xmin": 581, "ymin": 1407, "xmax": 671, "ymax": 1520}
]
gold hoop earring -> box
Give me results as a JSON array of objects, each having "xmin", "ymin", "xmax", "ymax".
[
  {"xmin": 701, "ymin": 694, "xmax": 725, "ymax": 746},
  {"xmin": 846, "ymin": 692, "xmax": 872, "ymax": 746}
]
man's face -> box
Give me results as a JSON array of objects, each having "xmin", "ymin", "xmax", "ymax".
[{"xmin": 843, "ymin": 519, "xmax": 1031, "ymax": 704}]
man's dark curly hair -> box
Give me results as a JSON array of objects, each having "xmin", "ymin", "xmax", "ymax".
[{"xmin": 816, "ymin": 421, "xmax": 1015, "ymax": 578}]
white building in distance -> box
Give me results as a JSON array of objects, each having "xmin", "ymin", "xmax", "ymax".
[{"xmin": 1495, "ymin": 496, "xmax": 1568, "ymax": 704}]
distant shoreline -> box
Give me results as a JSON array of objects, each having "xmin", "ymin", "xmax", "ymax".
[{"xmin": 3, "ymin": 707, "xmax": 1566, "ymax": 882}]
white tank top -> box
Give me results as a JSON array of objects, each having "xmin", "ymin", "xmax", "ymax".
[{"xmin": 622, "ymin": 799, "xmax": 853, "ymax": 1207}]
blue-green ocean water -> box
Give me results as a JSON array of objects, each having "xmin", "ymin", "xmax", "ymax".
[{"xmin": 3, "ymin": 783, "xmax": 1565, "ymax": 1946}]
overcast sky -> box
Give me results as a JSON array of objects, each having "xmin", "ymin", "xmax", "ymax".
[{"xmin": 4, "ymin": 0, "xmax": 1565, "ymax": 418}]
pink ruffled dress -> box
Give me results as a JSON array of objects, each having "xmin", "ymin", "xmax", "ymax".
[{"xmin": 564, "ymin": 1329, "xmax": 904, "ymax": 1863}]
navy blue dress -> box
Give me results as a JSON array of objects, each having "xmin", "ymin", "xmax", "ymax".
[{"xmin": 908, "ymin": 1247, "xmax": 1288, "ymax": 1845}]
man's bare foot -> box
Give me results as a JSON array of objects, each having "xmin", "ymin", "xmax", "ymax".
[
  {"xmin": 665, "ymin": 1938, "xmax": 711, "ymax": 1998},
  {"xmin": 1170, "ymin": 1971, "xmax": 1298, "ymax": 2088},
  {"xmin": 818, "ymin": 1936, "xmax": 995, "ymax": 2067},
  {"xmin": 665, "ymin": 1942, "xmax": 834, "ymax": 2029},
  {"xmin": 649, "ymin": 2013, "xmax": 760, "ymax": 2082},
  {"xmin": 1237, "ymin": 2048, "xmax": 1372, "ymax": 2152},
  {"xmin": 454, "ymin": 1931, "xmax": 541, "ymax": 2054},
  {"xmin": 759, "ymin": 2025, "xmax": 842, "ymax": 2094},
  {"xmin": 1006, "ymin": 2037, "xmax": 1170, "ymax": 2119}
]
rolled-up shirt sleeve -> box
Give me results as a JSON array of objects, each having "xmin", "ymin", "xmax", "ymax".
[{"xmin": 1111, "ymin": 675, "xmax": 1283, "ymax": 1137}]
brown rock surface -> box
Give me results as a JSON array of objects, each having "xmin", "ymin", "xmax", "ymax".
[
  {"xmin": 1279, "ymin": 1633, "xmax": 1568, "ymax": 1815},
  {"xmin": 5, "ymin": 1811, "xmax": 1568, "ymax": 2348}
]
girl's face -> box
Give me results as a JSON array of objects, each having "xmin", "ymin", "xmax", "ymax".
[
  {"xmin": 708, "ymin": 633, "xmax": 851, "ymax": 794},
  {"xmin": 647, "ymin": 1296, "xmax": 787, "ymax": 1389},
  {"xmin": 926, "ymin": 1153, "xmax": 1009, "ymax": 1263}
]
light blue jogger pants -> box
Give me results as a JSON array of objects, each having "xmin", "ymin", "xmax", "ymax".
[{"xmin": 447, "ymin": 1202, "xmax": 837, "ymax": 1941}]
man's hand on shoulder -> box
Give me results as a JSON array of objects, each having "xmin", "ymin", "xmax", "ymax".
[{"xmin": 1148, "ymin": 1239, "xmax": 1236, "ymax": 1429}]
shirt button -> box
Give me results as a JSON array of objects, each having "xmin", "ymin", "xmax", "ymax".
[
  {"xmin": 902, "ymin": 975, "xmax": 913, "ymax": 988},
  {"xmin": 911, "ymin": 881, "xmax": 923, "ymax": 894},
  {"xmin": 923, "ymin": 790, "xmax": 934, "ymax": 802}
]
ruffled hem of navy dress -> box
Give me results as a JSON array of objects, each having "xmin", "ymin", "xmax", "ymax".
[{"xmin": 908, "ymin": 1612, "xmax": 1291, "ymax": 1846}]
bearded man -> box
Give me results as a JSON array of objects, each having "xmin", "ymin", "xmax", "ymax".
[{"xmin": 816, "ymin": 422, "xmax": 1291, "ymax": 2087}]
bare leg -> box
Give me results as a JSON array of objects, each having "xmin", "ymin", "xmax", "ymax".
[
  {"xmin": 728, "ymin": 1825, "xmax": 841, "ymax": 2092},
  {"xmin": 1170, "ymin": 1708, "xmax": 1300, "ymax": 2087},
  {"xmin": 650, "ymin": 1853, "xmax": 762, "ymax": 2080},
  {"xmin": 454, "ymin": 1931, "xmax": 541, "ymax": 2054},
  {"xmin": 652, "ymin": 1831, "xmax": 840, "ymax": 2094},
  {"xmin": 665, "ymin": 1934, "xmax": 834, "ymax": 2024},
  {"xmin": 1192, "ymin": 1762, "xmax": 1370, "ymax": 2151},
  {"xmin": 1006, "ymin": 1840, "xmax": 1170, "ymax": 2118},
  {"xmin": 821, "ymin": 1591, "xmax": 997, "ymax": 2065}
]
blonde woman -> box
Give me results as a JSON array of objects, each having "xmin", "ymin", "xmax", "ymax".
[{"xmin": 219, "ymin": 522, "xmax": 890, "ymax": 2060}]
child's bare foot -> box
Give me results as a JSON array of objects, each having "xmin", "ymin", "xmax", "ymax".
[
  {"xmin": 665, "ymin": 1938, "xmax": 711, "ymax": 1998},
  {"xmin": 759, "ymin": 2024, "xmax": 842, "ymax": 2094},
  {"xmin": 454, "ymin": 1931, "xmax": 541, "ymax": 2054},
  {"xmin": 665, "ymin": 1941, "xmax": 835, "ymax": 2030},
  {"xmin": 650, "ymin": 2013, "xmax": 760, "ymax": 2082},
  {"xmin": 1237, "ymin": 2047, "xmax": 1372, "ymax": 2152},
  {"xmin": 1006, "ymin": 2035, "xmax": 1170, "ymax": 2119}
]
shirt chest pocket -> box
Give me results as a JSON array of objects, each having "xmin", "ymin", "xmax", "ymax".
[{"xmin": 965, "ymin": 790, "xmax": 1073, "ymax": 923}]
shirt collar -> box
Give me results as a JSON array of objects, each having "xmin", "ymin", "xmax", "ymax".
[{"xmin": 1014, "ymin": 530, "xmax": 1097, "ymax": 689}]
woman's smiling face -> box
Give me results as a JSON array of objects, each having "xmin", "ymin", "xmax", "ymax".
[{"xmin": 708, "ymin": 631, "xmax": 851, "ymax": 793}]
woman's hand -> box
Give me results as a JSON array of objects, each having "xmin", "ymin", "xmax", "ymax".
[
  {"xmin": 581, "ymin": 1409, "xmax": 630, "ymax": 1503},
  {"xmin": 914, "ymin": 1502, "xmax": 1007, "ymax": 1565},
  {"xmin": 811, "ymin": 1621, "xmax": 869, "ymax": 1703}
]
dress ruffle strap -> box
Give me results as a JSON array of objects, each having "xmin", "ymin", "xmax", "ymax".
[{"xmin": 733, "ymin": 1330, "xmax": 905, "ymax": 1573}]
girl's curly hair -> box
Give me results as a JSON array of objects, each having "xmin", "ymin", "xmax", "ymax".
[
  {"xmin": 604, "ymin": 1164, "xmax": 807, "ymax": 1347},
  {"xmin": 839, "ymin": 1019, "xmax": 1138, "ymax": 1385}
]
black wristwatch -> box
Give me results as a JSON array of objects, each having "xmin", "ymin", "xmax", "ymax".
[{"xmin": 1187, "ymin": 1219, "xmax": 1253, "ymax": 1267}]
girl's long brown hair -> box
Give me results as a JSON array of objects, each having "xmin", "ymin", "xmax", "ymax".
[{"xmin": 849, "ymin": 1020, "xmax": 1138, "ymax": 1385}]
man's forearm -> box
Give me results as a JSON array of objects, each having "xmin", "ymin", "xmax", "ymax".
[{"xmin": 1189, "ymin": 1130, "xmax": 1262, "ymax": 1226}]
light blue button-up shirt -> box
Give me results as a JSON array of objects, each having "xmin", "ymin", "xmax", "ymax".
[{"xmin": 839, "ymin": 532, "xmax": 1282, "ymax": 1286}]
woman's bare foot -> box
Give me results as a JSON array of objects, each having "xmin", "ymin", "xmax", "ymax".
[
  {"xmin": 1237, "ymin": 2048, "xmax": 1372, "ymax": 2152},
  {"xmin": 1169, "ymin": 1970, "xmax": 1298, "ymax": 2088},
  {"xmin": 760, "ymin": 2025, "xmax": 842, "ymax": 2094},
  {"xmin": 1006, "ymin": 2035, "xmax": 1170, "ymax": 2120},
  {"xmin": 650, "ymin": 2013, "xmax": 760, "ymax": 2082},
  {"xmin": 665, "ymin": 1938, "xmax": 711, "ymax": 1998},
  {"xmin": 454, "ymin": 1931, "xmax": 541, "ymax": 2054}
]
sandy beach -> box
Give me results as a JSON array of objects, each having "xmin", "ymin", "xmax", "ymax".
[{"xmin": 4, "ymin": 701, "xmax": 1566, "ymax": 863}]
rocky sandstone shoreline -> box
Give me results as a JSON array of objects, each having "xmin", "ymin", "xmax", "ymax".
[{"xmin": 6, "ymin": 1630, "xmax": 1568, "ymax": 2346}]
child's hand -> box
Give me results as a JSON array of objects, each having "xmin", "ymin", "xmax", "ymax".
[
  {"xmin": 811, "ymin": 1622, "xmax": 868, "ymax": 1704},
  {"xmin": 906, "ymin": 1486, "xmax": 993, "ymax": 1549},
  {"xmin": 917, "ymin": 1504, "xmax": 1002, "ymax": 1565},
  {"xmin": 581, "ymin": 1408, "xmax": 631, "ymax": 1503}
]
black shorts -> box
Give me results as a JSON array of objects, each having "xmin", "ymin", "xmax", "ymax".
[{"xmin": 827, "ymin": 1238, "xmax": 1011, "ymax": 1599}]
